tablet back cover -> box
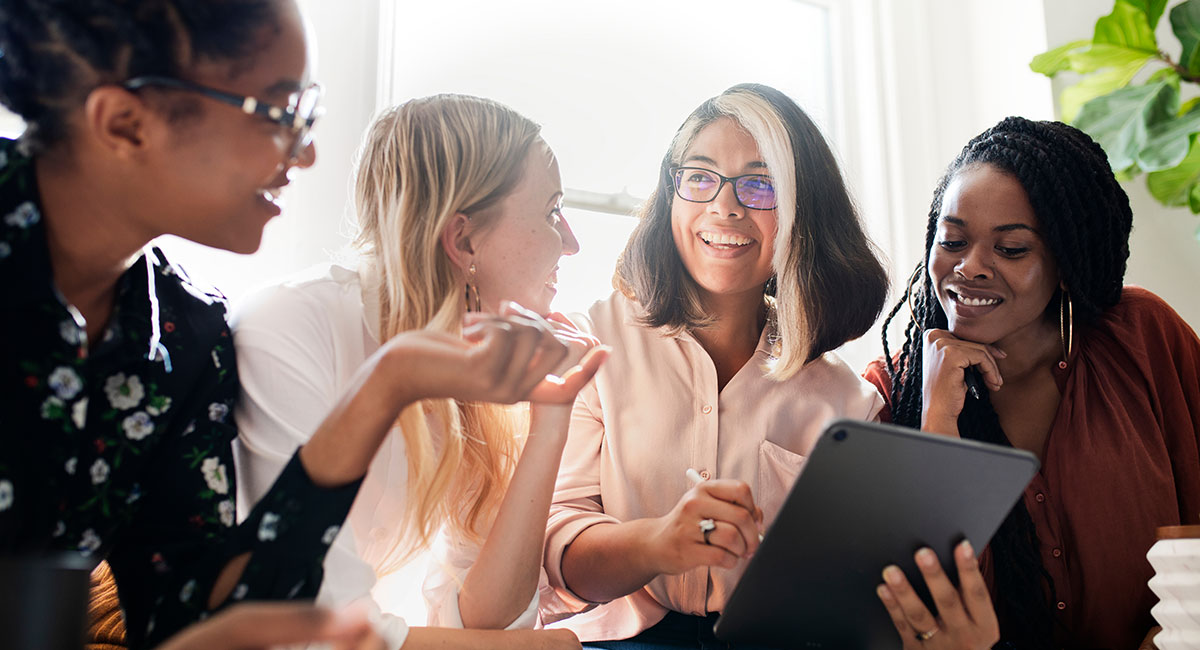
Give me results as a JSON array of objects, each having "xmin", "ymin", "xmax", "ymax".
[{"xmin": 714, "ymin": 418, "xmax": 1038, "ymax": 649}]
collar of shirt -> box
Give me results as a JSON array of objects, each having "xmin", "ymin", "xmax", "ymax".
[{"xmin": 0, "ymin": 138, "xmax": 192, "ymax": 369}]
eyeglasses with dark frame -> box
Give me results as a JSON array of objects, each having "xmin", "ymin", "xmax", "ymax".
[
  {"xmin": 121, "ymin": 75, "xmax": 323, "ymax": 161},
  {"xmin": 669, "ymin": 166, "xmax": 777, "ymax": 211}
]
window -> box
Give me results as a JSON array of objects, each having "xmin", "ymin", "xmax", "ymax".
[{"xmin": 380, "ymin": 0, "xmax": 835, "ymax": 315}]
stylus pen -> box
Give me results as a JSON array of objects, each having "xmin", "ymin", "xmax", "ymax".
[
  {"xmin": 964, "ymin": 367, "xmax": 984, "ymax": 400},
  {"xmin": 686, "ymin": 468, "xmax": 764, "ymax": 542}
]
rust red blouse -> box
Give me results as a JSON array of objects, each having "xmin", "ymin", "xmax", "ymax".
[{"xmin": 864, "ymin": 287, "xmax": 1200, "ymax": 649}]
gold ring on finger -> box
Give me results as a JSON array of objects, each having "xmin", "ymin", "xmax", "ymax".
[{"xmin": 914, "ymin": 626, "xmax": 939, "ymax": 642}]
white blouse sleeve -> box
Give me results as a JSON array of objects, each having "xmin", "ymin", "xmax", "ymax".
[
  {"xmin": 231, "ymin": 282, "xmax": 340, "ymax": 511},
  {"xmin": 320, "ymin": 525, "xmax": 410, "ymax": 649},
  {"xmin": 231, "ymin": 282, "xmax": 410, "ymax": 649},
  {"xmin": 422, "ymin": 526, "xmax": 540, "ymax": 630}
]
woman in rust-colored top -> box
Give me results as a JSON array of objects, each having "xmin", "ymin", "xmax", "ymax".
[{"xmin": 864, "ymin": 117, "xmax": 1200, "ymax": 650}]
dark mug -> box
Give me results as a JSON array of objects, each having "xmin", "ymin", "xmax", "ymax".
[{"xmin": 0, "ymin": 554, "xmax": 93, "ymax": 650}]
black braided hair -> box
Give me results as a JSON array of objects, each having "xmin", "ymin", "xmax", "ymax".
[
  {"xmin": 0, "ymin": 0, "xmax": 277, "ymax": 153},
  {"xmin": 881, "ymin": 117, "xmax": 1133, "ymax": 648}
]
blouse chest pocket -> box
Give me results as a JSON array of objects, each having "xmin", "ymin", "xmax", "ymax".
[{"xmin": 757, "ymin": 440, "xmax": 807, "ymax": 529}]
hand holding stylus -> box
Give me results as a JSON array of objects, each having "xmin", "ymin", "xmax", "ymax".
[{"xmin": 686, "ymin": 468, "xmax": 764, "ymax": 542}]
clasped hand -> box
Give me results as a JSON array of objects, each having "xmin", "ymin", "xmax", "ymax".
[{"xmin": 921, "ymin": 329, "xmax": 1006, "ymax": 434}]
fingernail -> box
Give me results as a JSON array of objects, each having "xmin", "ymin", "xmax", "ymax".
[
  {"xmin": 876, "ymin": 584, "xmax": 891, "ymax": 601},
  {"xmin": 959, "ymin": 539, "xmax": 974, "ymax": 558},
  {"xmin": 883, "ymin": 565, "xmax": 902, "ymax": 585},
  {"xmin": 916, "ymin": 548, "xmax": 936, "ymax": 567}
]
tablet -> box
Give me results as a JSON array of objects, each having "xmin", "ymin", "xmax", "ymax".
[{"xmin": 712, "ymin": 418, "xmax": 1039, "ymax": 649}]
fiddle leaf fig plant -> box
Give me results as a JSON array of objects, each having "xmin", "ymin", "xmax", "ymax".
[{"xmin": 1032, "ymin": 0, "xmax": 1200, "ymax": 234}]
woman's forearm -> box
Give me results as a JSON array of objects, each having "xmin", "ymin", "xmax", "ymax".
[
  {"xmin": 458, "ymin": 405, "xmax": 571, "ymax": 628},
  {"xmin": 559, "ymin": 517, "xmax": 664, "ymax": 604},
  {"xmin": 404, "ymin": 626, "xmax": 579, "ymax": 650},
  {"xmin": 298, "ymin": 341, "xmax": 420, "ymax": 488}
]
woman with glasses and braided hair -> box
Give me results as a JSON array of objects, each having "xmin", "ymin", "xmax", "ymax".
[
  {"xmin": 540, "ymin": 84, "xmax": 889, "ymax": 648},
  {"xmin": 0, "ymin": 2, "xmax": 586, "ymax": 648},
  {"xmin": 865, "ymin": 117, "xmax": 1200, "ymax": 650}
]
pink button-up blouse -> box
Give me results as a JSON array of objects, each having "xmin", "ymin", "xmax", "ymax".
[{"xmin": 542, "ymin": 293, "xmax": 884, "ymax": 642}]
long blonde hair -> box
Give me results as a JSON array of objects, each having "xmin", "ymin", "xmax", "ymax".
[{"xmin": 351, "ymin": 94, "xmax": 540, "ymax": 570}]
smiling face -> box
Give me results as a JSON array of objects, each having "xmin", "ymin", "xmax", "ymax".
[
  {"xmin": 928, "ymin": 163, "xmax": 1060, "ymax": 347},
  {"xmin": 147, "ymin": 0, "xmax": 317, "ymax": 254},
  {"xmin": 670, "ymin": 117, "xmax": 778, "ymax": 305},
  {"xmin": 468, "ymin": 139, "xmax": 579, "ymax": 315}
]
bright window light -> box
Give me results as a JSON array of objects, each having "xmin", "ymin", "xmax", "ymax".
[{"xmin": 384, "ymin": 0, "xmax": 834, "ymax": 316}]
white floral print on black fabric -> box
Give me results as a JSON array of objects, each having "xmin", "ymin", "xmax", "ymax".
[
  {"xmin": 0, "ymin": 138, "xmax": 359, "ymax": 649},
  {"xmin": 207, "ymin": 402, "xmax": 229, "ymax": 423},
  {"xmin": 3, "ymin": 201, "xmax": 39, "ymax": 228},
  {"xmin": 258, "ymin": 512, "xmax": 280, "ymax": 541},
  {"xmin": 78, "ymin": 529, "xmax": 102, "ymax": 556},
  {"xmin": 104, "ymin": 373, "xmax": 145, "ymax": 410},
  {"xmin": 200, "ymin": 457, "xmax": 229, "ymax": 495},
  {"xmin": 122, "ymin": 411, "xmax": 155, "ymax": 440},
  {"xmin": 71, "ymin": 398, "xmax": 88, "ymax": 429},
  {"xmin": 218, "ymin": 499, "xmax": 235, "ymax": 527},
  {"xmin": 90, "ymin": 458, "xmax": 110, "ymax": 485},
  {"xmin": 48, "ymin": 366, "xmax": 83, "ymax": 400}
]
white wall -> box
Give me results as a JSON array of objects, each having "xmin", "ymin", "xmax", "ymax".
[
  {"xmin": 1042, "ymin": 0, "xmax": 1200, "ymax": 331},
  {"xmin": 837, "ymin": 0, "xmax": 1056, "ymax": 367}
]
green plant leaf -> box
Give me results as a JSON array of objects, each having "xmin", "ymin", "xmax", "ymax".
[
  {"xmin": 1188, "ymin": 182, "xmax": 1200, "ymax": 212},
  {"xmin": 1138, "ymin": 102, "xmax": 1200, "ymax": 170},
  {"xmin": 1094, "ymin": 0, "xmax": 1159, "ymax": 52},
  {"xmin": 1171, "ymin": 0, "xmax": 1200, "ymax": 75},
  {"xmin": 1076, "ymin": 81, "xmax": 1178, "ymax": 170},
  {"xmin": 1147, "ymin": 135, "xmax": 1200, "ymax": 206},
  {"xmin": 1182, "ymin": 96, "xmax": 1200, "ymax": 114},
  {"xmin": 1060, "ymin": 58, "xmax": 1150, "ymax": 121},
  {"xmin": 1148, "ymin": 66, "xmax": 1183, "ymax": 88},
  {"xmin": 1068, "ymin": 43, "xmax": 1155, "ymax": 73},
  {"xmin": 1125, "ymin": 0, "xmax": 1169, "ymax": 29},
  {"xmin": 1031, "ymin": 39, "xmax": 1091, "ymax": 75}
]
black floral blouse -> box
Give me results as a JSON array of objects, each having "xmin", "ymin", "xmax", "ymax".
[{"xmin": 0, "ymin": 138, "xmax": 361, "ymax": 648}]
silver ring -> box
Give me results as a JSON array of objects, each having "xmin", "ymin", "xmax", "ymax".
[
  {"xmin": 915, "ymin": 626, "xmax": 939, "ymax": 641},
  {"xmin": 699, "ymin": 518, "xmax": 716, "ymax": 545}
]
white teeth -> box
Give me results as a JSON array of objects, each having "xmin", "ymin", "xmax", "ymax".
[
  {"xmin": 699, "ymin": 231, "xmax": 753, "ymax": 246},
  {"xmin": 954, "ymin": 293, "xmax": 1000, "ymax": 307},
  {"xmin": 260, "ymin": 187, "xmax": 282, "ymax": 202}
]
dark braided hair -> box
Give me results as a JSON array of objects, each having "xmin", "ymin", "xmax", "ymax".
[
  {"xmin": 881, "ymin": 117, "xmax": 1133, "ymax": 648},
  {"xmin": 0, "ymin": 0, "xmax": 278, "ymax": 154}
]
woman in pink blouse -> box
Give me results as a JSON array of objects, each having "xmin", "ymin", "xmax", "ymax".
[{"xmin": 541, "ymin": 84, "xmax": 889, "ymax": 648}]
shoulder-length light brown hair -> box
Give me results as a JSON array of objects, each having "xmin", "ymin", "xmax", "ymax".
[
  {"xmin": 615, "ymin": 83, "xmax": 887, "ymax": 379},
  {"xmin": 351, "ymin": 94, "xmax": 540, "ymax": 571}
]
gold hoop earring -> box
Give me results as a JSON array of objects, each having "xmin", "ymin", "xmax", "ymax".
[
  {"xmin": 465, "ymin": 263, "xmax": 481, "ymax": 313},
  {"xmin": 1058, "ymin": 289, "xmax": 1073, "ymax": 369}
]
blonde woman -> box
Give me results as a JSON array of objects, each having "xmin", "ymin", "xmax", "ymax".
[
  {"xmin": 234, "ymin": 95, "xmax": 606, "ymax": 650},
  {"xmin": 542, "ymin": 84, "xmax": 888, "ymax": 648}
]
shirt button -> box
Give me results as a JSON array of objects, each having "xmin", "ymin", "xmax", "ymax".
[
  {"xmin": 1052, "ymin": 548, "xmax": 1062, "ymax": 558},
  {"xmin": 1034, "ymin": 492, "xmax": 1046, "ymax": 503},
  {"xmin": 700, "ymin": 470, "xmax": 712, "ymax": 480},
  {"xmin": 701, "ymin": 404, "xmax": 713, "ymax": 414},
  {"xmin": 1056, "ymin": 601, "xmax": 1066, "ymax": 610}
]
